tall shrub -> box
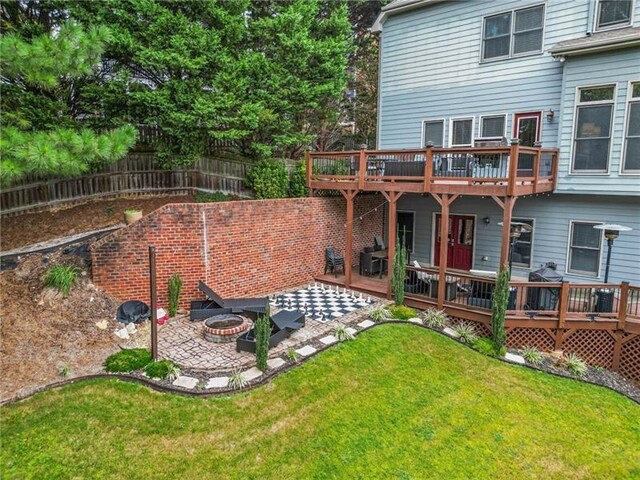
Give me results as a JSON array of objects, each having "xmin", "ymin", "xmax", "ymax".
[
  {"xmin": 254, "ymin": 314, "xmax": 271, "ymax": 371},
  {"xmin": 246, "ymin": 159, "xmax": 289, "ymax": 199},
  {"xmin": 289, "ymin": 161, "xmax": 309, "ymax": 198},
  {"xmin": 491, "ymin": 265, "xmax": 510, "ymax": 354},
  {"xmin": 167, "ymin": 273, "xmax": 183, "ymax": 317},
  {"xmin": 391, "ymin": 236, "xmax": 408, "ymax": 306}
]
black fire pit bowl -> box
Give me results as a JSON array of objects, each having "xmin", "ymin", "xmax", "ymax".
[{"xmin": 116, "ymin": 300, "xmax": 151, "ymax": 325}]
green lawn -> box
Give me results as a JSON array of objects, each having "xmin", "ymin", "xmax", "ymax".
[{"xmin": 2, "ymin": 325, "xmax": 639, "ymax": 479}]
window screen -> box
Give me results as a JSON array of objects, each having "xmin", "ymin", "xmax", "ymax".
[
  {"xmin": 596, "ymin": 0, "xmax": 632, "ymax": 29},
  {"xmin": 451, "ymin": 119, "xmax": 473, "ymax": 146},
  {"xmin": 481, "ymin": 116, "xmax": 505, "ymax": 138},
  {"xmin": 568, "ymin": 222, "xmax": 602, "ymax": 275},
  {"xmin": 423, "ymin": 120, "xmax": 444, "ymax": 147}
]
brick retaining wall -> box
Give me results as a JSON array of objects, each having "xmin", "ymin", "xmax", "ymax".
[{"xmin": 91, "ymin": 196, "xmax": 384, "ymax": 307}]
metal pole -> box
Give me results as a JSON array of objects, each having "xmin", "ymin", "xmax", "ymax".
[
  {"xmin": 508, "ymin": 236, "xmax": 516, "ymax": 278},
  {"xmin": 604, "ymin": 238, "xmax": 613, "ymax": 284},
  {"xmin": 149, "ymin": 245, "xmax": 158, "ymax": 361}
]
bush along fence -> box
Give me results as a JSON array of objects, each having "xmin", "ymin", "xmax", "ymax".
[
  {"xmin": 1, "ymin": 152, "xmax": 302, "ymax": 215},
  {"xmin": 402, "ymin": 264, "xmax": 640, "ymax": 383}
]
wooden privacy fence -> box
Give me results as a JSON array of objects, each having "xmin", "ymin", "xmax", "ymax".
[
  {"xmin": 1, "ymin": 153, "xmax": 257, "ymax": 215},
  {"xmin": 403, "ymin": 265, "xmax": 640, "ymax": 383}
]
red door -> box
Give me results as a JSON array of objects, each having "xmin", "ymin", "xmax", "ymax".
[{"xmin": 434, "ymin": 215, "xmax": 474, "ymax": 270}]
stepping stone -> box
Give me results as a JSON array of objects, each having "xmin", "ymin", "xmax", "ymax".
[
  {"xmin": 443, "ymin": 327, "xmax": 459, "ymax": 338},
  {"xmin": 206, "ymin": 376, "xmax": 229, "ymax": 389},
  {"xmin": 504, "ymin": 353, "xmax": 526, "ymax": 365},
  {"xmin": 407, "ymin": 317, "xmax": 422, "ymax": 324},
  {"xmin": 296, "ymin": 345, "xmax": 317, "ymax": 357},
  {"xmin": 173, "ymin": 376, "xmax": 198, "ymax": 389},
  {"xmin": 240, "ymin": 367, "xmax": 263, "ymax": 382},
  {"xmin": 319, "ymin": 335, "xmax": 338, "ymax": 345},
  {"xmin": 357, "ymin": 319, "xmax": 375, "ymax": 328},
  {"xmin": 267, "ymin": 358, "xmax": 286, "ymax": 369},
  {"xmin": 345, "ymin": 327, "xmax": 357, "ymax": 336}
]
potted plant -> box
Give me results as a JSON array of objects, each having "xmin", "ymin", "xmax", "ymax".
[{"xmin": 124, "ymin": 209, "xmax": 143, "ymax": 225}]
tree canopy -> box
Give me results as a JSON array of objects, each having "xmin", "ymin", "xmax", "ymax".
[{"xmin": 0, "ymin": 18, "xmax": 137, "ymax": 185}]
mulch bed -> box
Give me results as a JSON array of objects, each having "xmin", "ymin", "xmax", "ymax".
[{"xmin": 1, "ymin": 194, "xmax": 195, "ymax": 251}]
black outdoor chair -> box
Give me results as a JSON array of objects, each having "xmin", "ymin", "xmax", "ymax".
[
  {"xmin": 325, "ymin": 246, "xmax": 345, "ymax": 277},
  {"xmin": 359, "ymin": 249, "xmax": 381, "ymax": 277},
  {"xmin": 190, "ymin": 281, "xmax": 269, "ymax": 320}
]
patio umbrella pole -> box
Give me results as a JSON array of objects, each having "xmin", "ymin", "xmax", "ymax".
[{"xmin": 149, "ymin": 245, "xmax": 158, "ymax": 361}]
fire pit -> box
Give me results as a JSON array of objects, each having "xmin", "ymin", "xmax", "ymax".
[{"xmin": 202, "ymin": 314, "xmax": 251, "ymax": 343}]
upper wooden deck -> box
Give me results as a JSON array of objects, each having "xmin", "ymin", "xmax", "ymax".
[{"xmin": 306, "ymin": 144, "xmax": 559, "ymax": 197}]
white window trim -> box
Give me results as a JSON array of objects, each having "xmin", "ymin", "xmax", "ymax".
[
  {"xmin": 620, "ymin": 80, "xmax": 640, "ymax": 175},
  {"xmin": 449, "ymin": 117, "xmax": 475, "ymax": 147},
  {"xmin": 397, "ymin": 210, "xmax": 416, "ymax": 253},
  {"xmin": 565, "ymin": 220, "xmax": 604, "ymax": 278},
  {"xmin": 430, "ymin": 212, "xmax": 477, "ymax": 269},
  {"xmin": 511, "ymin": 217, "xmax": 535, "ymax": 269},
  {"xmin": 480, "ymin": 3, "xmax": 546, "ymax": 63},
  {"xmin": 420, "ymin": 118, "xmax": 446, "ymax": 148},
  {"xmin": 512, "ymin": 111, "xmax": 543, "ymax": 144},
  {"xmin": 569, "ymin": 83, "xmax": 617, "ymax": 176},
  {"xmin": 478, "ymin": 113, "xmax": 508, "ymax": 139},
  {"xmin": 593, "ymin": 0, "xmax": 634, "ymax": 32}
]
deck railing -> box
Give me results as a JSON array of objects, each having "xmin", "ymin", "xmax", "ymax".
[
  {"xmin": 307, "ymin": 145, "xmax": 559, "ymax": 195},
  {"xmin": 403, "ymin": 265, "xmax": 639, "ymax": 326}
]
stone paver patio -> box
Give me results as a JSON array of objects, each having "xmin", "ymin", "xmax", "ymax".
[{"xmin": 158, "ymin": 283, "xmax": 385, "ymax": 372}]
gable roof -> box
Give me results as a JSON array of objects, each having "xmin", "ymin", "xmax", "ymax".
[
  {"xmin": 371, "ymin": 0, "xmax": 447, "ymax": 32},
  {"xmin": 549, "ymin": 27, "xmax": 640, "ymax": 58}
]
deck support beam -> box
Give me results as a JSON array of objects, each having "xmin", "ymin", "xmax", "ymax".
[
  {"xmin": 382, "ymin": 191, "xmax": 403, "ymax": 299},
  {"xmin": 340, "ymin": 189, "xmax": 358, "ymax": 287},
  {"xmin": 432, "ymin": 193, "xmax": 459, "ymax": 309},
  {"xmin": 492, "ymin": 195, "xmax": 517, "ymax": 269}
]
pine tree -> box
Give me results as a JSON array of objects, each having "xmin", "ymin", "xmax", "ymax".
[
  {"xmin": 0, "ymin": 22, "xmax": 136, "ymax": 185},
  {"xmin": 491, "ymin": 265, "xmax": 510, "ymax": 355}
]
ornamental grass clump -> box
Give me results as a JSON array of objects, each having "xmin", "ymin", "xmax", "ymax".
[
  {"xmin": 521, "ymin": 346, "xmax": 544, "ymax": 365},
  {"xmin": 228, "ymin": 369, "xmax": 248, "ymax": 390},
  {"xmin": 286, "ymin": 349, "xmax": 301, "ymax": 363},
  {"xmin": 563, "ymin": 353, "xmax": 587, "ymax": 377},
  {"xmin": 369, "ymin": 306, "xmax": 391, "ymax": 322},
  {"xmin": 254, "ymin": 314, "xmax": 271, "ymax": 371},
  {"xmin": 453, "ymin": 322, "xmax": 477, "ymax": 344},
  {"xmin": 144, "ymin": 360, "xmax": 180, "ymax": 381},
  {"xmin": 104, "ymin": 348, "xmax": 152, "ymax": 373},
  {"xmin": 334, "ymin": 324, "xmax": 355, "ymax": 342},
  {"xmin": 167, "ymin": 273, "xmax": 183, "ymax": 317},
  {"xmin": 421, "ymin": 308, "xmax": 447, "ymax": 329},
  {"xmin": 44, "ymin": 265, "xmax": 78, "ymax": 296}
]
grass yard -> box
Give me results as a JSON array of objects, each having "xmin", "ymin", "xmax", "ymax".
[{"xmin": 2, "ymin": 324, "xmax": 639, "ymax": 479}]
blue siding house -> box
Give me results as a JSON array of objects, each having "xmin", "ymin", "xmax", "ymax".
[{"xmin": 371, "ymin": 0, "xmax": 640, "ymax": 285}]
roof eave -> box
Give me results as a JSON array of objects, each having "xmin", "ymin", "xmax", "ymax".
[
  {"xmin": 550, "ymin": 38, "xmax": 640, "ymax": 58},
  {"xmin": 372, "ymin": 0, "xmax": 447, "ymax": 33}
]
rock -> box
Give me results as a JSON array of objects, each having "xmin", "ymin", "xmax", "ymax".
[
  {"xmin": 115, "ymin": 327, "xmax": 130, "ymax": 339},
  {"xmin": 296, "ymin": 345, "xmax": 317, "ymax": 357},
  {"xmin": 443, "ymin": 327, "xmax": 459, "ymax": 338},
  {"xmin": 319, "ymin": 335, "xmax": 338, "ymax": 345},
  {"xmin": 505, "ymin": 353, "xmax": 526, "ymax": 365},
  {"xmin": 95, "ymin": 320, "xmax": 109, "ymax": 330},
  {"xmin": 173, "ymin": 376, "xmax": 199, "ymax": 389},
  {"xmin": 267, "ymin": 358, "xmax": 286, "ymax": 369},
  {"xmin": 407, "ymin": 317, "xmax": 422, "ymax": 324},
  {"xmin": 125, "ymin": 323, "xmax": 137, "ymax": 334},
  {"xmin": 357, "ymin": 319, "xmax": 375, "ymax": 328},
  {"xmin": 240, "ymin": 367, "xmax": 263, "ymax": 382},
  {"xmin": 206, "ymin": 377, "xmax": 230, "ymax": 389}
]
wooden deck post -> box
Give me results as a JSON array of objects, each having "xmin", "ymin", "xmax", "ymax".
[
  {"xmin": 341, "ymin": 190, "xmax": 357, "ymax": 287},
  {"xmin": 508, "ymin": 138, "xmax": 520, "ymax": 197},
  {"xmin": 617, "ymin": 281, "xmax": 630, "ymax": 331},
  {"xmin": 555, "ymin": 280, "xmax": 570, "ymax": 350},
  {"xmin": 424, "ymin": 142, "xmax": 433, "ymax": 194},
  {"xmin": 499, "ymin": 196, "xmax": 516, "ymax": 268},
  {"xmin": 305, "ymin": 149, "xmax": 313, "ymax": 197},
  {"xmin": 532, "ymin": 143, "xmax": 541, "ymax": 194},
  {"xmin": 383, "ymin": 191, "xmax": 403, "ymax": 299},
  {"xmin": 358, "ymin": 147, "xmax": 366, "ymax": 190},
  {"xmin": 437, "ymin": 194, "xmax": 450, "ymax": 309}
]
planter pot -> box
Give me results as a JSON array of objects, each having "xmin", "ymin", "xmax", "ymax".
[{"xmin": 124, "ymin": 210, "xmax": 143, "ymax": 225}]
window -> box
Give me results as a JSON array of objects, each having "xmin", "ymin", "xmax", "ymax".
[
  {"xmin": 595, "ymin": 0, "xmax": 632, "ymax": 30},
  {"xmin": 482, "ymin": 4, "xmax": 545, "ymax": 61},
  {"xmin": 623, "ymin": 82, "xmax": 640, "ymax": 172},
  {"xmin": 397, "ymin": 211, "xmax": 415, "ymax": 253},
  {"xmin": 423, "ymin": 120, "xmax": 444, "ymax": 147},
  {"xmin": 479, "ymin": 115, "xmax": 506, "ymax": 138},
  {"xmin": 572, "ymin": 85, "xmax": 615, "ymax": 172},
  {"xmin": 568, "ymin": 221, "xmax": 602, "ymax": 276},
  {"xmin": 512, "ymin": 218, "xmax": 534, "ymax": 268},
  {"xmin": 450, "ymin": 118, "xmax": 474, "ymax": 146}
]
